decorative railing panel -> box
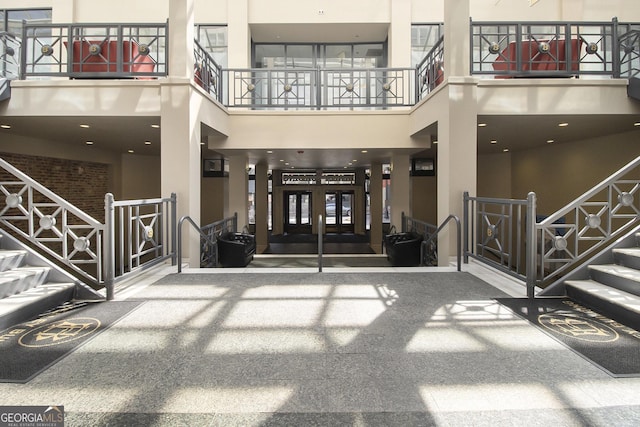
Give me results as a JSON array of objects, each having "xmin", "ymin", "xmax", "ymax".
[
  {"xmin": 618, "ymin": 27, "xmax": 640, "ymax": 78},
  {"xmin": 200, "ymin": 214, "xmax": 237, "ymax": 267},
  {"xmin": 107, "ymin": 194, "xmax": 176, "ymax": 280},
  {"xmin": 463, "ymin": 193, "xmax": 532, "ymax": 281},
  {"xmin": 0, "ymin": 157, "xmax": 105, "ymax": 284},
  {"xmin": 194, "ymin": 39, "xmax": 222, "ymax": 101},
  {"xmin": 21, "ymin": 22, "xmax": 167, "ymax": 79},
  {"xmin": 417, "ymin": 35, "xmax": 444, "ymax": 101},
  {"xmin": 1, "ymin": 158, "xmax": 176, "ymax": 299},
  {"xmin": 536, "ymin": 156, "xmax": 640, "ymax": 285},
  {"xmin": 471, "ymin": 20, "xmax": 621, "ymax": 77},
  {"xmin": 0, "ymin": 31, "xmax": 21, "ymax": 79},
  {"xmin": 223, "ymin": 67, "xmax": 415, "ymax": 109}
]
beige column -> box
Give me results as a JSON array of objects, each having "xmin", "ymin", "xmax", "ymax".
[
  {"xmin": 389, "ymin": 0, "xmax": 412, "ymax": 67},
  {"xmin": 161, "ymin": 0, "xmax": 200, "ymax": 267},
  {"xmin": 369, "ymin": 161, "xmax": 383, "ymax": 254},
  {"xmin": 390, "ymin": 154, "xmax": 411, "ymax": 231},
  {"xmin": 444, "ymin": 0, "xmax": 471, "ymax": 78},
  {"xmin": 228, "ymin": 155, "xmax": 249, "ymax": 231},
  {"xmin": 227, "ymin": 0, "xmax": 250, "ymax": 67},
  {"xmin": 437, "ymin": 0, "xmax": 477, "ymax": 266},
  {"xmin": 254, "ymin": 161, "xmax": 269, "ymax": 253}
]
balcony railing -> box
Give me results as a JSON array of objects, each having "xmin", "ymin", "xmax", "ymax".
[
  {"xmin": 20, "ymin": 22, "xmax": 167, "ymax": 79},
  {"xmin": 0, "ymin": 31, "xmax": 21, "ymax": 80},
  {"xmin": 1, "ymin": 19, "xmax": 639, "ymax": 109},
  {"xmin": 471, "ymin": 18, "xmax": 640, "ymax": 79},
  {"xmin": 222, "ymin": 67, "xmax": 417, "ymax": 109}
]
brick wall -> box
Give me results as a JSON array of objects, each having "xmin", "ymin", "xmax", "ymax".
[{"xmin": 0, "ymin": 153, "xmax": 109, "ymax": 220}]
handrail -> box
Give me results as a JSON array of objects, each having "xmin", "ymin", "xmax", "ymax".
[
  {"xmin": 176, "ymin": 215, "xmax": 216, "ymax": 273},
  {"xmin": 422, "ymin": 214, "xmax": 462, "ymax": 271},
  {"xmin": 318, "ymin": 214, "xmax": 323, "ymax": 272},
  {"xmin": 534, "ymin": 155, "xmax": 640, "ymax": 285}
]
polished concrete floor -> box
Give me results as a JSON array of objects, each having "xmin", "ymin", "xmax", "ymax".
[{"xmin": 1, "ymin": 262, "xmax": 640, "ymax": 426}]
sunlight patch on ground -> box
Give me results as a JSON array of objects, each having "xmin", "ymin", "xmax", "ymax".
[
  {"xmin": 205, "ymin": 330, "xmax": 326, "ymax": 354},
  {"xmin": 420, "ymin": 383, "xmax": 567, "ymax": 412},
  {"xmin": 163, "ymin": 386, "xmax": 295, "ymax": 413},
  {"xmin": 406, "ymin": 328, "xmax": 487, "ymax": 353}
]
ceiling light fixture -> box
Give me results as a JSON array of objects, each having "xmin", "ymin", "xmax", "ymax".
[
  {"xmin": 503, "ymin": 148, "xmax": 510, "ymax": 152},
  {"xmin": 79, "ymin": 124, "xmax": 90, "ymax": 128},
  {"xmin": 361, "ymin": 150, "xmax": 368, "ymax": 153},
  {"xmin": 547, "ymin": 139, "xmax": 555, "ymax": 143},
  {"xmin": 490, "ymin": 140, "xmax": 497, "ymax": 144},
  {"xmin": 558, "ymin": 122, "xmax": 569, "ymax": 127},
  {"xmin": 0, "ymin": 124, "xmax": 11, "ymax": 129},
  {"xmin": 634, "ymin": 122, "xmax": 640, "ymax": 127},
  {"xmin": 151, "ymin": 124, "xmax": 160, "ymax": 129},
  {"xmin": 145, "ymin": 141, "xmax": 151, "ymax": 145},
  {"xmin": 128, "ymin": 149, "xmax": 134, "ymax": 153},
  {"xmin": 85, "ymin": 141, "xmax": 94, "ymax": 145},
  {"xmin": 478, "ymin": 123, "xmax": 487, "ymax": 127}
]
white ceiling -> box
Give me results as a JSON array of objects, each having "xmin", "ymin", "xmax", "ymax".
[{"xmin": 1, "ymin": 113, "xmax": 639, "ymax": 170}]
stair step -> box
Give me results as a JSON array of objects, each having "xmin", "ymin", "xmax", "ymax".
[
  {"xmin": 565, "ymin": 279, "xmax": 640, "ymax": 330},
  {"xmin": 0, "ymin": 250, "xmax": 28, "ymax": 272},
  {"xmin": 0, "ymin": 266, "xmax": 51, "ymax": 299},
  {"xmin": 613, "ymin": 247, "xmax": 640, "ymax": 270},
  {"xmin": 588, "ymin": 264, "xmax": 640, "ymax": 297},
  {"xmin": 0, "ymin": 282, "xmax": 76, "ymax": 331}
]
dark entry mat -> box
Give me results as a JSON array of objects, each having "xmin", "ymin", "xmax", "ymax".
[
  {"xmin": 496, "ymin": 298, "xmax": 640, "ymax": 377},
  {"xmin": 0, "ymin": 300, "xmax": 144, "ymax": 383}
]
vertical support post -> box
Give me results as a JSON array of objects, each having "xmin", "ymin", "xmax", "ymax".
[
  {"xmin": 233, "ymin": 212, "xmax": 238, "ymax": 232},
  {"xmin": 318, "ymin": 214, "xmax": 323, "ymax": 272},
  {"xmin": 612, "ymin": 17, "xmax": 620, "ymax": 78},
  {"xmin": 104, "ymin": 193, "xmax": 115, "ymax": 301},
  {"xmin": 401, "ymin": 211, "xmax": 406, "ymax": 232},
  {"xmin": 463, "ymin": 191, "xmax": 469, "ymax": 264},
  {"xmin": 171, "ymin": 192, "xmax": 177, "ymax": 266},
  {"xmin": 526, "ymin": 192, "xmax": 537, "ymax": 299}
]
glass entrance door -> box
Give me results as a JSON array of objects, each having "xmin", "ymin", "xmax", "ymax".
[
  {"xmin": 284, "ymin": 191, "xmax": 312, "ymax": 234},
  {"xmin": 325, "ymin": 191, "xmax": 354, "ymax": 234}
]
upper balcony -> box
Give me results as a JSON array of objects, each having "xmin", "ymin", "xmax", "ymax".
[{"xmin": 1, "ymin": 19, "xmax": 639, "ymax": 110}]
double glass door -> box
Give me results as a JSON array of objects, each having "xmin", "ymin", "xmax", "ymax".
[
  {"xmin": 284, "ymin": 191, "xmax": 312, "ymax": 234},
  {"xmin": 325, "ymin": 191, "xmax": 354, "ymax": 234}
]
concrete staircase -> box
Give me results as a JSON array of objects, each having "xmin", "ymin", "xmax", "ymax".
[
  {"xmin": 0, "ymin": 230, "xmax": 102, "ymax": 330},
  {"xmin": 564, "ymin": 232, "xmax": 640, "ymax": 331}
]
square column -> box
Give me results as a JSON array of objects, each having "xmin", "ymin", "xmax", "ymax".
[
  {"xmin": 228, "ymin": 155, "xmax": 249, "ymax": 231},
  {"xmin": 390, "ymin": 154, "xmax": 411, "ymax": 231},
  {"xmin": 255, "ymin": 161, "xmax": 269, "ymax": 253},
  {"xmin": 369, "ymin": 161, "xmax": 383, "ymax": 254}
]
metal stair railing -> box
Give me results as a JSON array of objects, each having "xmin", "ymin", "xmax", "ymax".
[
  {"xmin": 401, "ymin": 212, "xmax": 461, "ymax": 270},
  {"xmin": 421, "ymin": 215, "xmax": 462, "ymax": 272},
  {"xmin": 535, "ymin": 155, "xmax": 640, "ymax": 288},
  {"xmin": 177, "ymin": 213, "xmax": 237, "ymax": 272},
  {"xmin": 0, "ymin": 158, "xmax": 177, "ymax": 300}
]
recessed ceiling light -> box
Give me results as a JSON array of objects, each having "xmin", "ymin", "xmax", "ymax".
[
  {"xmin": 634, "ymin": 122, "xmax": 640, "ymax": 127},
  {"xmin": 432, "ymin": 140, "xmax": 438, "ymax": 144},
  {"xmin": 285, "ymin": 162, "xmax": 289, "ymax": 165},
  {"xmin": 144, "ymin": 141, "xmax": 151, "ymax": 145},
  {"xmin": 361, "ymin": 150, "xmax": 368, "ymax": 153},
  {"xmin": 547, "ymin": 139, "xmax": 555, "ymax": 143},
  {"xmin": 352, "ymin": 159, "xmax": 357, "ymax": 162},
  {"xmin": 267, "ymin": 150, "xmax": 273, "ymax": 154},
  {"xmin": 151, "ymin": 124, "xmax": 160, "ymax": 129},
  {"xmin": 0, "ymin": 124, "xmax": 11, "ymax": 129},
  {"xmin": 490, "ymin": 140, "xmax": 497, "ymax": 144},
  {"xmin": 85, "ymin": 141, "xmax": 94, "ymax": 145},
  {"xmin": 280, "ymin": 159, "xmax": 284, "ymax": 162},
  {"xmin": 478, "ymin": 123, "xmax": 487, "ymax": 127},
  {"xmin": 503, "ymin": 148, "xmax": 509, "ymax": 152},
  {"xmin": 558, "ymin": 122, "xmax": 569, "ymax": 127},
  {"xmin": 79, "ymin": 124, "xmax": 90, "ymax": 128},
  {"xmin": 128, "ymin": 149, "xmax": 134, "ymax": 153}
]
